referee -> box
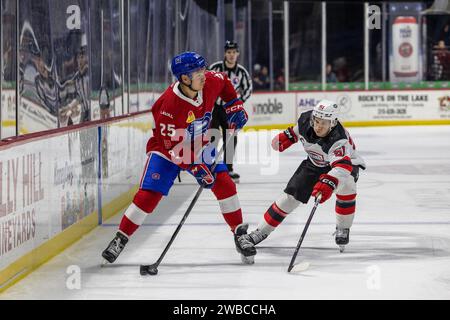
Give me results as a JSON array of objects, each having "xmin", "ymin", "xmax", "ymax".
[{"xmin": 209, "ymin": 40, "xmax": 253, "ymax": 183}]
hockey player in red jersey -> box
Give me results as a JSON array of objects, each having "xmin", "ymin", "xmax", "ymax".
[
  {"xmin": 102, "ymin": 52, "xmax": 256, "ymax": 264},
  {"xmin": 237, "ymin": 100, "xmax": 366, "ymax": 254}
]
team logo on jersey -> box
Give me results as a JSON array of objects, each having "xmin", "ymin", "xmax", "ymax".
[
  {"xmin": 307, "ymin": 151, "xmax": 326, "ymax": 166},
  {"xmin": 152, "ymin": 173, "xmax": 160, "ymax": 180},
  {"xmin": 333, "ymin": 146, "xmax": 346, "ymax": 157},
  {"xmin": 186, "ymin": 112, "xmax": 212, "ymax": 138},
  {"xmin": 186, "ymin": 111, "xmax": 196, "ymax": 124}
]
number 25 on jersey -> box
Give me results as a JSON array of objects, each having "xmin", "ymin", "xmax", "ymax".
[{"xmin": 160, "ymin": 123, "xmax": 176, "ymax": 137}]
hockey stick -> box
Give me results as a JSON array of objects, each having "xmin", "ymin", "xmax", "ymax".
[
  {"xmin": 140, "ymin": 131, "xmax": 236, "ymax": 276},
  {"xmin": 287, "ymin": 193, "xmax": 322, "ymax": 273}
]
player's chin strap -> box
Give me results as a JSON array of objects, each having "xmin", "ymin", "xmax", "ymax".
[{"xmin": 180, "ymin": 75, "xmax": 200, "ymax": 93}]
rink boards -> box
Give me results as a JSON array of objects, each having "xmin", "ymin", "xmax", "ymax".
[{"xmin": 0, "ymin": 112, "xmax": 152, "ymax": 292}]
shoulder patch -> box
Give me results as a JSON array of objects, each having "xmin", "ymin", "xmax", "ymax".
[
  {"xmin": 186, "ymin": 111, "xmax": 196, "ymax": 124},
  {"xmin": 333, "ymin": 146, "xmax": 346, "ymax": 157}
]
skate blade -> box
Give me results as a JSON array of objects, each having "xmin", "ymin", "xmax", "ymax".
[
  {"xmin": 101, "ymin": 259, "xmax": 110, "ymax": 267},
  {"xmin": 241, "ymin": 255, "xmax": 255, "ymax": 265},
  {"xmin": 339, "ymin": 245, "xmax": 345, "ymax": 253},
  {"xmin": 290, "ymin": 262, "xmax": 310, "ymax": 273}
]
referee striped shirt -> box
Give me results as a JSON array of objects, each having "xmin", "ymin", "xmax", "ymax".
[{"xmin": 209, "ymin": 60, "xmax": 253, "ymax": 105}]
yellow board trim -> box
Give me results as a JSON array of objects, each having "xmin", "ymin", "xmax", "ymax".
[
  {"xmin": 0, "ymin": 211, "xmax": 98, "ymax": 293},
  {"xmin": 243, "ymin": 124, "xmax": 295, "ymax": 131},
  {"xmin": 1, "ymin": 120, "xmax": 16, "ymax": 127},
  {"xmin": 244, "ymin": 120, "xmax": 450, "ymax": 131},
  {"xmin": 341, "ymin": 119, "xmax": 450, "ymax": 127},
  {"xmin": 101, "ymin": 185, "xmax": 139, "ymax": 221},
  {"xmin": 113, "ymin": 122, "xmax": 152, "ymax": 133},
  {"xmin": 0, "ymin": 184, "xmax": 140, "ymax": 294}
]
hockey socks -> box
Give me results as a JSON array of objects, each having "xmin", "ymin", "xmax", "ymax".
[
  {"xmin": 119, "ymin": 189, "xmax": 163, "ymax": 237},
  {"xmin": 212, "ymin": 172, "xmax": 243, "ymax": 232},
  {"xmin": 335, "ymin": 194, "xmax": 356, "ymax": 229},
  {"xmin": 255, "ymin": 193, "xmax": 302, "ymax": 239}
]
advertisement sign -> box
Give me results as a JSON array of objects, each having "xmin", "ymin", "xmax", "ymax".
[
  {"xmin": 390, "ymin": 15, "xmax": 421, "ymax": 83},
  {"xmin": 296, "ymin": 90, "xmax": 450, "ymax": 122},
  {"xmin": 244, "ymin": 93, "xmax": 296, "ymax": 127},
  {"xmin": 0, "ymin": 127, "xmax": 99, "ymax": 271},
  {"xmin": 1, "ymin": 90, "xmax": 17, "ymax": 139}
]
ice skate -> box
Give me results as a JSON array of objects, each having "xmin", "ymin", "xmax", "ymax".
[
  {"xmin": 246, "ymin": 229, "xmax": 268, "ymax": 246},
  {"xmin": 102, "ymin": 232, "xmax": 129, "ymax": 263},
  {"xmin": 335, "ymin": 227, "xmax": 350, "ymax": 253},
  {"xmin": 228, "ymin": 171, "xmax": 240, "ymax": 183},
  {"xmin": 234, "ymin": 223, "xmax": 256, "ymax": 264}
]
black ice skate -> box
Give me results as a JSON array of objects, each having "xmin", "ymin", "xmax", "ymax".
[
  {"xmin": 246, "ymin": 229, "xmax": 268, "ymax": 246},
  {"xmin": 335, "ymin": 227, "xmax": 350, "ymax": 253},
  {"xmin": 102, "ymin": 232, "xmax": 129, "ymax": 263},
  {"xmin": 228, "ymin": 171, "xmax": 240, "ymax": 183},
  {"xmin": 234, "ymin": 223, "xmax": 256, "ymax": 264}
]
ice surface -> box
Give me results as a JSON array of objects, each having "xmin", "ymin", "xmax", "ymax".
[{"xmin": 2, "ymin": 125, "xmax": 450, "ymax": 299}]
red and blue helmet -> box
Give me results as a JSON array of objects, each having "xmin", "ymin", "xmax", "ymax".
[{"xmin": 171, "ymin": 51, "xmax": 207, "ymax": 80}]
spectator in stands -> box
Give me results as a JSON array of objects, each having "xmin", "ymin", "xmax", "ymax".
[
  {"xmin": 432, "ymin": 40, "xmax": 450, "ymax": 80},
  {"xmin": 441, "ymin": 24, "xmax": 450, "ymax": 46},
  {"xmin": 326, "ymin": 63, "xmax": 338, "ymax": 83},
  {"xmin": 275, "ymin": 68, "xmax": 285, "ymax": 91},
  {"xmin": 99, "ymin": 86, "xmax": 111, "ymax": 119},
  {"xmin": 253, "ymin": 65, "xmax": 270, "ymax": 91},
  {"xmin": 252, "ymin": 63, "xmax": 263, "ymax": 90},
  {"xmin": 334, "ymin": 57, "xmax": 350, "ymax": 82}
]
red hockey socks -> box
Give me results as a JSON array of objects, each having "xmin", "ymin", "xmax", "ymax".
[
  {"xmin": 263, "ymin": 202, "xmax": 289, "ymax": 228},
  {"xmin": 119, "ymin": 189, "xmax": 163, "ymax": 237},
  {"xmin": 212, "ymin": 172, "xmax": 243, "ymax": 232}
]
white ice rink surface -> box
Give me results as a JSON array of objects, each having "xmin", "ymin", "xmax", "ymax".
[{"xmin": 2, "ymin": 125, "xmax": 450, "ymax": 300}]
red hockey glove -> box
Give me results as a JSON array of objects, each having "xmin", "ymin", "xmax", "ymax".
[
  {"xmin": 187, "ymin": 163, "xmax": 215, "ymax": 189},
  {"xmin": 271, "ymin": 127, "xmax": 298, "ymax": 152},
  {"xmin": 312, "ymin": 174, "xmax": 338, "ymax": 203}
]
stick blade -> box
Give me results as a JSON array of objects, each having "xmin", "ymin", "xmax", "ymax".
[
  {"xmin": 140, "ymin": 264, "xmax": 158, "ymax": 276},
  {"xmin": 289, "ymin": 261, "xmax": 310, "ymax": 273}
]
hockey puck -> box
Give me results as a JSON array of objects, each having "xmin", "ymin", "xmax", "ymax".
[{"xmin": 140, "ymin": 265, "xmax": 158, "ymax": 276}]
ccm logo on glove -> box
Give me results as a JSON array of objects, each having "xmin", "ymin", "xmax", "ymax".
[
  {"xmin": 225, "ymin": 102, "xmax": 248, "ymax": 130},
  {"xmin": 312, "ymin": 174, "xmax": 339, "ymax": 203}
]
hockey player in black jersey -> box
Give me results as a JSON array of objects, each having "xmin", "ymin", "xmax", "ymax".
[{"xmin": 237, "ymin": 99, "xmax": 366, "ymax": 254}]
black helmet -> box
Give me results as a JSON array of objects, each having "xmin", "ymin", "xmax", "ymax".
[{"xmin": 224, "ymin": 40, "xmax": 239, "ymax": 51}]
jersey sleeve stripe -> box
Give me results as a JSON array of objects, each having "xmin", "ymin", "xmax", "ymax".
[
  {"xmin": 331, "ymin": 156, "xmax": 353, "ymax": 173},
  {"xmin": 333, "ymin": 163, "xmax": 353, "ymax": 173},
  {"xmin": 223, "ymin": 98, "xmax": 241, "ymax": 108}
]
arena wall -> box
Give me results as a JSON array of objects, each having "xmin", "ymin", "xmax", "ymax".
[{"xmin": 0, "ymin": 111, "xmax": 152, "ymax": 292}]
